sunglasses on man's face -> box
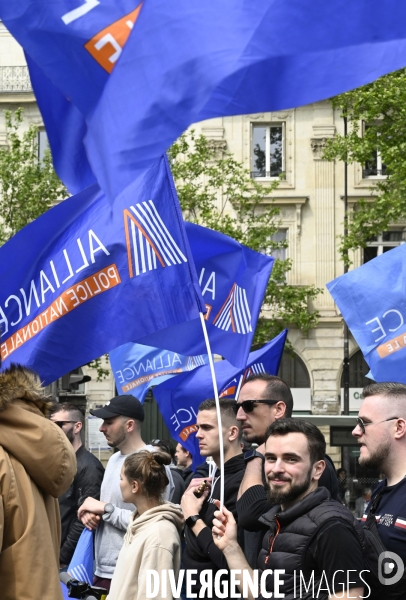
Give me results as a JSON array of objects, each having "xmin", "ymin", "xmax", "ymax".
[
  {"xmin": 231, "ymin": 399, "xmax": 279, "ymax": 415},
  {"xmin": 53, "ymin": 420, "xmax": 77, "ymax": 428}
]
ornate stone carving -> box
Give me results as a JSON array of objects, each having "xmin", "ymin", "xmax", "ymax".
[
  {"xmin": 310, "ymin": 137, "xmax": 328, "ymax": 158},
  {"xmin": 279, "ymin": 209, "xmax": 295, "ymax": 220},
  {"xmin": 206, "ymin": 139, "xmax": 227, "ymax": 155}
]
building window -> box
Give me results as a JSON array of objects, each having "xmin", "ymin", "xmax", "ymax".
[
  {"xmin": 270, "ymin": 229, "xmax": 287, "ymax": 261},
  {"xmin": 278, "ymin": 350, "xmax": 311, "ymax": 412},
  {"xmin": 279, "ymin": 351, "xmax": 310, "ymax": 388},
  {"xmin": 251, "ymin": 123, "xmax": 284, "ymax": 178},
  {"xmin": 363, "ymin": 230, "xmax": 404, "ymax": 263},
  {"xmin": 38, "ymin": 129, "xmax": 49, "ymax": 163},
  {"xmin": 362, "ymin": 124, "xmax": 387, "ymax": 178},
  {"xmin": 340, "ymin": 349, "xmax": 371, "ymax": 389},
  {"xmin": 363, "ymin": 149, "xmax": 387, "ymax": 178}
]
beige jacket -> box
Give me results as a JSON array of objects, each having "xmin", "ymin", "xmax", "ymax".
[
  {"xmin": 107, "ymin": 503, "xmax": 184, "ymax": 600},
  {"xmin": 0, "ymin": 364, "xmax": 76, "ymax": 600}
]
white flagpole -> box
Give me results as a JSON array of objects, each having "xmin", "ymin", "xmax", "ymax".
[
  {"xmin": 235, "ymin": 374, "xmax": 244, "ymax": 402},
  {"xmin": 199, "ymin": 312, "xmax": 225, "ymax": 509}
]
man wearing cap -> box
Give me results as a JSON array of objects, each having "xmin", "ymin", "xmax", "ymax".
[{"xmin": 78, "ymin": 395, "xmax": 175, "ymax": 590}]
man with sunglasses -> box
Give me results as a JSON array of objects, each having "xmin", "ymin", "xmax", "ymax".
[
  {"xmin": 352, "ymin": 382, "xmax": 406, "ymax": 597},
  {"xmin": 234, "ymin": 373, "xmax": 339, "ymax": 566},
  {"xmin": 50, "ymin": 403, "xmax": 104, "ymax": 569}
]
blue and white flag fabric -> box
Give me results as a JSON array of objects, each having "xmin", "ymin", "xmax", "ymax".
[
  {"xmin": 139, "ymin": 222, "xmax": 274, "ymax": 369},
  {"xmin": 154, "ymin": 329, "xmax": 287, "ymax": 469},
  {"xmin": 110, "ymin": 342, "xmax": 208, "ymax": 402},
  {"xmin": 2, "ymin": 2, "xmax": 406, "ymax": 199},
  {"xmin": 327, "ymin": 245, "xmax": 406, "ymax": 383},
  {"xmin": 0, "ymin": 156, "xmax": 204, "ymax": 385},
  {"xmin": 61, "ymin": 528, "xmax": 94, "ymax": 600}
]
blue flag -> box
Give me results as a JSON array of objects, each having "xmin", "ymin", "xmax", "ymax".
[
  {"xmin": 327, "ymin": 245, "xmax": 406, "ymax": 383},
  {"xmin": 154, "ymin": 329, "xmax": 287, "ymax": 469},
  {"xmin": 61, "ymin": 528, "xmax": 94, "ymax": 599},
  {"xmin": 139, "ymin": 222, "xmax": 274, "ymax": 369},
  {"xmin": 2, "ymin": 2, "xmax": 406, "ymax": 199},
  {"xmin": 26, "ymin": 53, "xmax": 96, "ymax": 195},
  {"xmin": 110, "ymin": 342, "xmax": 208, "ymax": 401},
  {"xmin": 0, "ymin": 156, "xmax": 204, "ymax": 384}
]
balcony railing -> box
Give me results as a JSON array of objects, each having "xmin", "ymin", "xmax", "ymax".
[
  {"xmin": 0, "ymin": 66, "xmax": 32, "ymax": 92},
  {"xmin": 250, "ymin": 169, "xmax": 285, "ymax": 179},
  {"xmin": 362, "ymin": 166, "xmax": 387, "ymax": 178}
]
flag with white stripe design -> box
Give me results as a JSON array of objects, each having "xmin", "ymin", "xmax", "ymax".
[
  {"xmin": 125, "ymin": 200, "xmax": 188, "ymax": 277},
  {"xmin": 139, "ymin": 222, "xmax": 274, "ymax": 368},
  {"xmin": 61, "ymin": 529, "xmax": 94, "ymax": 599},
  {"xmin": 213, "ymin": 283, "xmax": 252, "ymax": 334}
]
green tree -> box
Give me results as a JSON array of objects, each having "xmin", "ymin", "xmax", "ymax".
[
  {"xmin": 0, "ymin": 108, "xmax": 67, "ymax": 245},
  {"xmin": 169, "ymin": 131, "xmax": 321, "ymax": 345},
  {"xmin": 323, "ymin": 68, "xmax": 406, "ymax": 264}
]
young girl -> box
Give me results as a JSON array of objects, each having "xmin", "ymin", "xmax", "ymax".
[{"xmin": 107, "ymin": 451, "xmax": 184, "ymax": 600}]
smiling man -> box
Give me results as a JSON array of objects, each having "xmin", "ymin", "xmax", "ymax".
[
  {"xmin": 234, "ymin": 374, "xmax": 339, "ymax": 567},
  {"xmin": 180, "ymin": 398, "xmax": 245, "ymax": 598},
  {"xmin": 212, "ymin": 419, "xmax": 366, "ymax": 600},
  {"xmin": 77, "ymin": 395, "xmax": 174, "ymax": 591},
  {"xmin": 352, "ymin": 382, "xmax": 406, "ymax": 597}
]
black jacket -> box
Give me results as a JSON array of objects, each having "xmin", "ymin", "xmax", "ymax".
[
  {"xmin": 183, "ymin": 453, "xmax": 245, "ymax": 596},
  {"xmin": 169, "ymin": 466, "xmax": 186, "ymax": 504},
  {"xmin": 257, "ymin": 488, "xmax": 366, "ymax": 600},
  {"xmin": 59, "ymin": 445, "xmax": 104, "ymax": 565},
  {"xmin": 181, "ymin": 465, "xmax": 195, "ymax": 488}
]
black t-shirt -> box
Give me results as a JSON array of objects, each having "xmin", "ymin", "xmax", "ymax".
[
  {"xmin": 364, "ymin": 477, "xmax": 406, "ymax": 564},
  {"xmin": 303, "ymin": 520, "xmax": 366, "ymax": 594}
]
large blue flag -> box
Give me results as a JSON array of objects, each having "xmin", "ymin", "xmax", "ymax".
[
  {"xmin": 327, "ymin": 245, "xmax": 406, "ymax": 383},
  {"xmin": 0, "ymin": 156, "xmax": 204, "ymax": 384},
  {"xmin": 61, "ymin": 528, "xmax": 94, "ymax": 599},
  {"xmin": 2, "ymin": 2, "xmax": 406, "ymax": 199},
  {"xmin": 26, "ymin": 53, "xmax": 96, "ymax": 195},
  {"xmin": 110, "ymin": 342, "xmax": 208, "ymax": 401},
  {"xmin": 154, "ymin": 329, "xmax": 287, "ymax": 469},
  {"xmin": 139, "ymin": 222, "xmax": 274, "ymax": 369}
]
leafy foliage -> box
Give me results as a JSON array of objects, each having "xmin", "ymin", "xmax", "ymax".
[
  {"xmin": 0, "ymin": 108, "xmax": 66, "ymax": 245},
  {"xmin": 169, "ymin": 131, "xmax": 321, "ymax": 345},
  {"xmin": 323, "ymin": 69, "xmax": 406, "ymax": 264},
  {"xmin": 87, "ymin": 356, "xmax": 111, "ymax": 382}
]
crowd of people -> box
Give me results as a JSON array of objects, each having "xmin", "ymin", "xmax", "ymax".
[{"xmin": 0, "ymin": 363, "xmax": 405, "ymax": 599}]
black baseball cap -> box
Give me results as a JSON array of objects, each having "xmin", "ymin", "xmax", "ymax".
[{"xmin": 90, "ymin": 395, "xmax": 144, "ymax": 421}]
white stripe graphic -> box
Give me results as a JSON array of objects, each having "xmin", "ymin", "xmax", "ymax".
[
  {"xmin": 214, "ymin": 284, "xmax": 252, "ymax": 334},
  {"xmin": 127, "ymin": 200, "xmax": 187, "ymax": 277},
  {"xmin": 186, "ymin": 355, "xmax": 206, "ymax": 370},
  {"xmin": 70, "ymin": 563, "xmax": 91, "ymax": 584},
  {"xmin": 131, "ymin": 220, "xmax": 140, "ymax": 276}
]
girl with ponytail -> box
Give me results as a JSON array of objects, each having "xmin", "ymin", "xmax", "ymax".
[{"xmin": 107, "ymin": 450, "xmax": 184, "ymax": 600}]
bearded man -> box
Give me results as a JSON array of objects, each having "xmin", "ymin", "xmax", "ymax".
[{"xmin": 212, "ymin": 419, "xmax": 366, "ymax": 600}]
